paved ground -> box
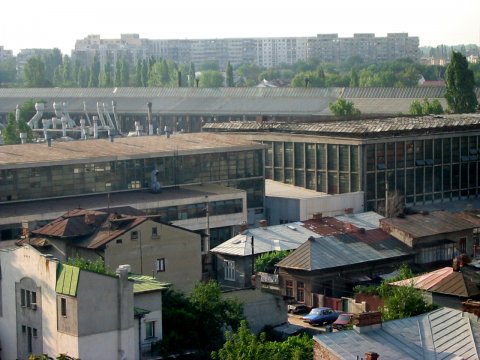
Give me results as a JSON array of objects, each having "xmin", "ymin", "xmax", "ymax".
[{"xmin": 287, "ymin": 313, "xmax": 328, "ymax": 335}]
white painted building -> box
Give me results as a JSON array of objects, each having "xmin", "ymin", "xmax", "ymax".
[{"xmin": 0, "ymin": 245, "xmax": 166, "ymax": 360}]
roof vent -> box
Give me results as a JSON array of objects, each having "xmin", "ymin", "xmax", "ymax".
[{"xmin": 287, "ymin": 225, "xmax": 297, "ymax": 231}]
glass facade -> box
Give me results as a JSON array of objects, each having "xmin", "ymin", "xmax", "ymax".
[
  {"xmin": 365, "ymin": 136, "xmax": 480, "ymax": 211},
  {"xmin": 1, "ymin": 150, "xmax": 264, "ymax": 208},
  {"xmin": 263, "ymin": 141, "xmax": 361, "ymax": 194}
]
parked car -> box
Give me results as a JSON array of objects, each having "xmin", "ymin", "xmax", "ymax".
[
  {"xmin": 288, "ymin": 303, "xmax": 310, "ymax": 314},
  {"xmin": 302, "ymin": 307, "xmax": 341, "ymax": 326},
  {"xmin": 332, "ymin": 313, "xmax": 353, "ymax": 330}
]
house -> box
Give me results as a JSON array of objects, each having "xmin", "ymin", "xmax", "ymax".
[
  {"xmin": 210, "ymin": 219, "xmax": 319, "ymax": 289},
  {"xmin": 275, "ymin": 215, "xmax": 412, "ymax": 307},
  {"xmin": 313, "ymin": 307, "xmax": 480, "ymax": 359},
  {"xmin": 380, "ymin": 210, "xmax": 476, "ymax": 265},
  {"xmin": 389, "ymin": 265, "xmax": 480, "ymax": 310},
  {"xmin": 25, "ymin": 208, "xmax": 202, "ymax": 294}
]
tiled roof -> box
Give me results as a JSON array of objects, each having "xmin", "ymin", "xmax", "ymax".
[
  {"xmin": 86, "ymin": 216, "xmax": 147, "ymax": 249},
  {"xmin": 56, "ymin": 264, "xmax": 80, "ymax": 297},
  {"xmin": 32, "ymin": 209, "xmax": 107, "ymax": 238},
  {"xmin": 380, "ymin": 210, "xmax": 476, "ymax": 238},
  {"xmin": 314, "ymin": 307, "xmax": 480, "ymax": 359},
  {"xmin": 129, "ymin": 274, "xmax": 170, "ymax": 294},
  {"xmin": 389, "ymin": 267, "xmax": 453, "ymax": 290}
]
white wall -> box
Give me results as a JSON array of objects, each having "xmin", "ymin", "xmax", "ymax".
[
  {"xmin": 78, "ymin": 328, "xmax": 135, "ymax": 360},
  {"xmin": 0, "ymin": 246, "xmax": 59, "ymax": 360}
]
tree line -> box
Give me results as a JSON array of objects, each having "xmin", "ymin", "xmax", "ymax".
[{"xmin": 1, "ymin": 48, "xmax": 479, "ymax": 89}]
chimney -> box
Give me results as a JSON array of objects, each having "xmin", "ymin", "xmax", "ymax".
[
  {"xmin": 259, "ymin": 219, "xmax": 268, "ymax": 229},
  {"xmin": 365, "ymin": 352, "xmax": 379, "ymax": 360},
  {"xmin": 239, "ymin": 221, "xmax": 248, "ymax": 234},
  {"xmin": 462, "ymin": 300, "xmax": 480, "ymax": 317},
  {"xmin": 312, "ymin": 212, "xmax": 323, "ymax": 222},
  {"xmin": 344, "ymin": 207, "xmax": 354, "ymax": 216},
  {"xmin": 352, "ymin": 311, "xmax": 382, "ymax": 333},
  {"xmin": 84, "ymin": 213, "xmax": 96, "ymax": 225},
  {"xmin": 308, "ymin": 236, "xmax": 316, "ymax": 242}
]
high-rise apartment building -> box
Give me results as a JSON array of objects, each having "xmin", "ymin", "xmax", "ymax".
[{"xmin": 71, "ymin": 33, "xmax": 419, "ymax": 71}]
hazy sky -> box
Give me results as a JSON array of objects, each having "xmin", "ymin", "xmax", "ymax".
[{"xmin": 1, "ymin": 0, "xmax": 479, "ymax": 55}]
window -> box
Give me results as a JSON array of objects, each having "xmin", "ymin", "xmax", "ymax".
[
  {"xmin": 145, "ymin": 321, "xmax": 156, "ymax": 339},
  {"xmin": 156, "ymin": 258, "xmax": 165, "ymax": 272},
  {"xmin": 297, "ymin": 281, "xmax": 305, "ymax": 302},
  {"xmin": 60, "ymin": 297, "xmax": 67, "ymax": 317},
  {"xmin": 285, "ymin": 280, "xmax": 293, "ymax": 298},
  {"xmin": 152, "ymin": 227, "xmax": 158, "ymax": 238},
  {"xmin": 131, "ymin": 231, "xmax": 139, "ymax": 241},
  {"xmin": 26, "ymin": 290, "xmax": 31, "ymax": 308},
  {"xmin": 459, "ymin": 238, "xmax": 467, "ymax": 254},
  {"xmin": 31, "ymin": 291, "xmax": 36, "ymax": 305},
  {"xmin": 21, "ymin": 289, "xmax": 26, "ymax": 307},
  {"xmin": 224, "ymin": 260, "xmax": 235, "ymax": 281},
  {"xmin": 32, "ymin": 328, "xmax": 38, "ymax": 337},
  {"xmin": 116, "ymin": 238, "xmax": 123, "ymax": 244},
  {"xmin": 22, "ymin": 325, "xmax": 26, "ymax": 334}
]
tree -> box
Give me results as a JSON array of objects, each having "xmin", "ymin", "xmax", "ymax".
[
  {"xmin": 114, "ymin": 59, "xmax": 122, "ymax": 87},
  {"xmin": 255, "ymin": 250, "xmax": 290, "ymax": 273},
  {"xmin": 445, "ymin": 51, "xmax": 478, "ymax": 113},
  {"xmin": 120, "ymin": 58, "xmax": 130, "ymax": 86},
  {"xmin": 226, "ymin": 61, "xmax": 234, "ymax": 87},
  {"xmin": 211, "ymin": 320, "xmax": 313, "ymax": 360},
  {"xmin": 99, "ymin": 61, "xmax": 112, "ymax": 87},
  {"xmin": 329, "ymin": 98, "xmax": 361, "ymax": 116},
  {"xmin": 409, "ymin": 98, "xmax": 444, "ymax": 115},
  {"xmin": 2, "ymin": 101, "xmax": 35, "ymax": 145},
  {"xmin": 350, "ymin": 68, "xmax": 359, "ymax": 87},
  {"xmin": 61, "ymin": 55, "xmax": 73, "ymax": 86},
  {"xmin": 199, "ymin": 70, "xmax": 224, "ymax": 87},
  {"xmin": 24, "ymin": 57, "xmax": 46, "ymax": 87},
  {"xmin": 188, "ymin": 62, "xmax": 196, "ymax": 87},
  {"xmin": 88, "ymin": 54, "xmax": 100, "ymax": 87}
]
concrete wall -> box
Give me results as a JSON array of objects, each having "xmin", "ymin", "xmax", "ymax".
[
  {"xmin": 105, "ymin": 220, "xmax": 202, "ymax": 294},
  {"xmin": 134, "ymin": 291, "xmax": 163, "ymax": 342},
  {"xmin": 0, "ymin": 246, "xmax": 59, "ymax": 360},
  {"xmin": 267, "ymin": 192, "xmax": 364, "ymax": 225},
  {"xmin": 223, "ymin": 278, "xmax": 288, "ymax": 334},
  {"xmin": 214, "ymin": 253, "xmax": 253, "ymax": 290},
  {"xmin": 77, "ymin": 328, "xmax": 135, "ymax": 360}
]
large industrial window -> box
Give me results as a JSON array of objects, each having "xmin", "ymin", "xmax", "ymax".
[{"xmin": 224, "ymin": 260, "xmax": 235, "ymax": 281}]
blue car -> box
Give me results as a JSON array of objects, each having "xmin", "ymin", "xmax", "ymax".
[{"xmin": 302, "ymin": 307, "xmax": 341, "ymax": 326}]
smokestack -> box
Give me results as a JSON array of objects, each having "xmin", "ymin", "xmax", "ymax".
[
  {"xmin": 61, "ymin": 116, "xmax": 67, "ymax": 137},
  {"xmin": 108, "ymin": 128, "xmax": 114, "ymax": 142},
  {"xmin": 147, "ymin": 102, "xmax": 153, "ymax": 136},
  {"xmin": 19, "ymin": 132, "xmax": 27, "ymax": 144},
  {"xmin": 93, "ymin": 116, "xmax": 98, "ymax": 139},
  {"xmin": 51, "ymin": 117, "xmax": 58, "ymax": 129},
  {"xmin": 80, "ymin": 118, "xmax": 87, "ymax": 140},
  {"xmin": 135, "ymin": 121, "xmax": 141, "ymax": 136},
  {"xmin": 259, "ymin": 219, "xmax": 268, "ymax": 229}
]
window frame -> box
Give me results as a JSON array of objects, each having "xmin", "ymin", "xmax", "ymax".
[
  {"xmin": 60, "ymin": 297, "xmax": 67, "ymax": 317},
  {"xmin": 156, "ymin": 258, "xmax": 165, "ymax": 272},
  {"xmin": 224, "ymin": 260, "xmax": 236, "ymax": 281}
]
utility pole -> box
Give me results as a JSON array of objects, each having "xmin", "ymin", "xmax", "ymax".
[{"xmin": 251, "ymin": 235, "xmax": 255, "ymax": 276}]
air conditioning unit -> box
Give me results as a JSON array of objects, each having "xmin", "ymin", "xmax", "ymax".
[{"xmin": 31, "ymin": 303, "xmax": 37, "ymax": 310}]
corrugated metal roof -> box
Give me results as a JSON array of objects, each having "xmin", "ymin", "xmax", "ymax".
[
  {"xmin": 210, "ymin": 224, "xmax": 318, "ymax": 256},
  {"xmin": 334, "ymin": 211, "xmax": 384, "ymax": 230},
  {"xmin": 390, "ymin": 267, "xmax": 453, "ymax": 290},
  {"xmin": 203, "ymin": 113, "xmax": 480, "ymax": 138},
  {"xmin": 128, "ymin": 274, "xmax": 170, "ymax": 294},
  {"xmin": 0, "ymin": 133, "xmax": 263, "ymax": 168},
  {"xmin": 276, "ymin": 230, "xmax": 411, "ymax": 271},
  {"xmin": 314, "ymin": 307, "xmax": 480, "ymax": 359},
  {"xmin": 381, "ymin": 210, "xmax": 476, "ymax": 239},
  {"xmin": 56, "ymin": 264, "xmax": 80, "ymax": 297}
]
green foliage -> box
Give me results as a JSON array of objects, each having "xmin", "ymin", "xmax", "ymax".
[
  {"xmin": 329, "ymin": 98, "xmax": 361, "ymax": 116},
  {"xmin": 354, "ymin": 264, "xmax": 434, "ymax": 321},
  {"xmin": 226, "ymin": 61, "xmax": 234, "ymax": 87},
  {"xmin": 88, "ymin": 54, "xmax": 100, "ymax": 87},
  {"xmin": 199, "ymin": 70, "xmax": 224, "ymax": 87},
  {"xmin": 254, "ymin": 250, "xmax": 290, "ymax": 273},
  {"xmin": 66, "ymin": 257, "xmax": 115, "ymax": 276},
  {"xmin": 2, "ymin": 99, "xmax": 37, "ymax": 144},
  {"xmin": 188, "ymin": 62, "xmax": 196, "ymax": 87},
  {"xmin": 409, "ymin": 98, "xmax": 444, "ymax": 115},
  {"xmin": 290, "ymin": 68, "xmax": 326, "ymax": 87},
  {"xmin": 159, "ymin": 280, "xmax": 244, "ymax": 357},
  {"xmin": 0, "ymin": 57, "xmax": 17, "ymax": 85},
  {"xmin": 211, "ymin": 320, "xmax": 313, "ymax": 360},
  {"xmin": 445, "ymin": 51, "xmax": 478, "ymax": 113},
  {"xmin": 24, "ymin": 57, "xmax": 47, "ymax": 87}
]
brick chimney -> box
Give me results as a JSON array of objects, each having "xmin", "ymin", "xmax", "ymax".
[
  {"xmin": 259, "ymin": 219, "xmax": 268, "ymax": 229},
  {"xmin": 344, "ymin": 207, "xmax": 354, "ymax": 216},
  {"xmin": 352, "ymin": 311, "xmax": 382, "ymax": 333},
  {"xmin": 365, "ymin": 352, "xmax": 379, "ymax": 360},
  {"xmin": 239, "ymin": 221, "xmax": 248, "ymax": 234},
  {"xmin": 312, "ymin": 212, "xmax": 323, "ymax": 222}
]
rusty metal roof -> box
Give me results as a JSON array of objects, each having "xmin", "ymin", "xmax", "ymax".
[
  {"xmin": 390, "ymin": 267, "xmax": 480, "ymax": 297},
  {"xmin": 380, "ymin": 211, "xmax": 476, "ymax": 239}
]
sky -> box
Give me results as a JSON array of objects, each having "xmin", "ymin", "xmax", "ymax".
[{"xmin": 1, "ymin": 0, "xmax": 479, "ymax": 55}]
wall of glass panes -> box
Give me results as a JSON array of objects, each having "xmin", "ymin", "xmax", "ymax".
[
  {"xmin": 143, "ymin": 198, "xmax": 243, "ymax": 222},
  {"xmin": 0, "ymin": 149, "xmax": 264, "ymax": 207},
  {"xmin": 365, "ymin": 135, "xmax": 480, "ymax": 211},
  {"xmin": 263, "ymin": 141, "xmax": 361, "ymax": 193}
]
